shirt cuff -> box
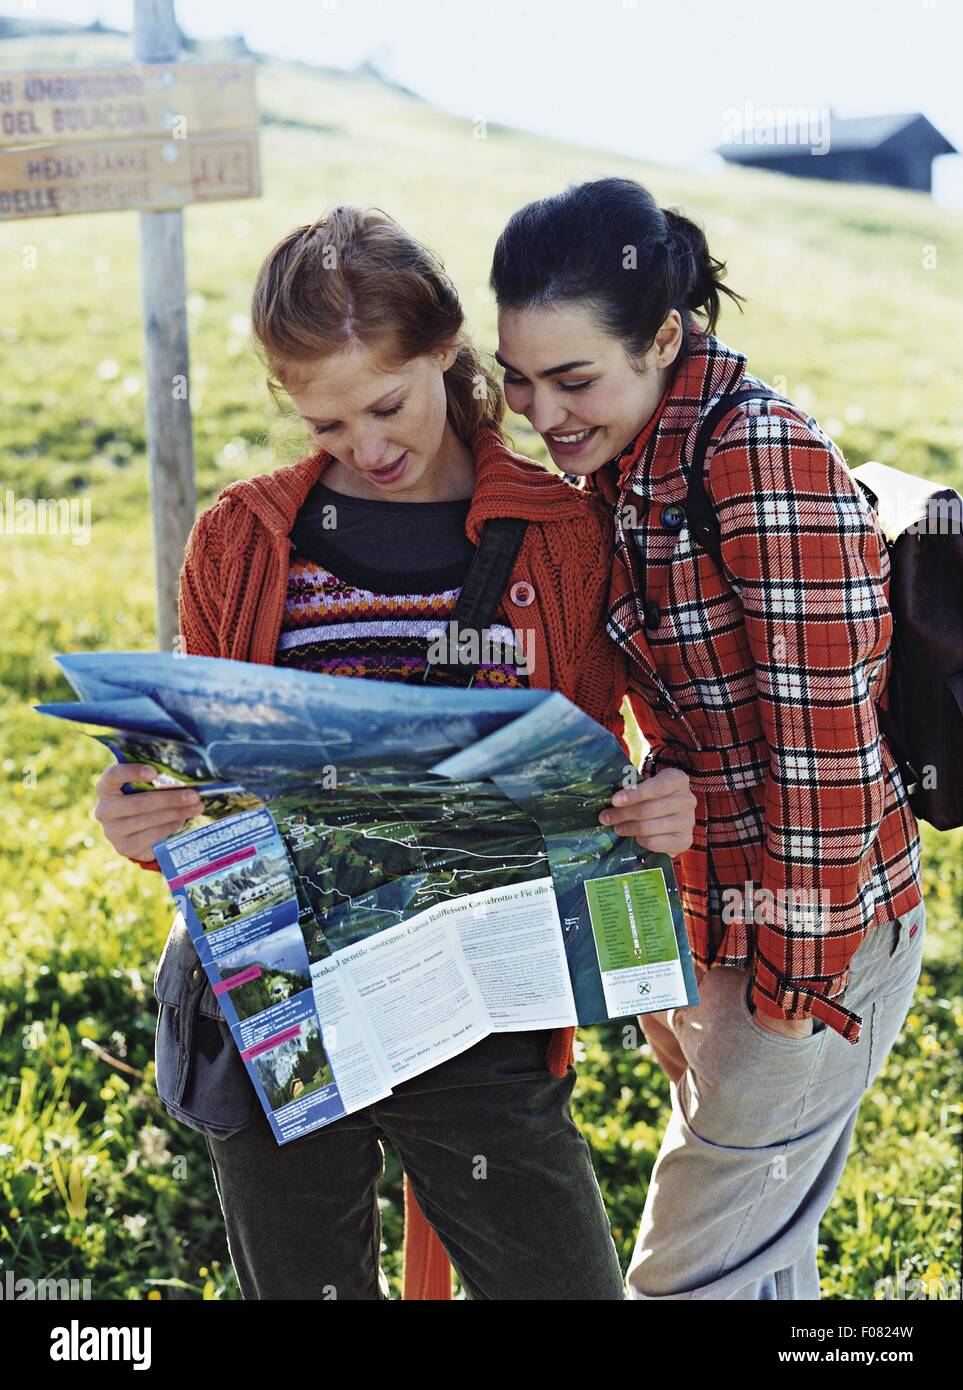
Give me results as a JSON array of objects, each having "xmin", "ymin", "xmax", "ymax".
[
  {"xmin": 750, "ymin": 957, "xmax": 863, "ymax": 1043},
  {"xmin": 132, "ymin": 856, "xmax": 162, "ymax": 873}
]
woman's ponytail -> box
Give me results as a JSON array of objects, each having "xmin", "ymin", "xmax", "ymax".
[{"xmin": 661, "ymin": 206, "xmax": 743, "ymax": 336}]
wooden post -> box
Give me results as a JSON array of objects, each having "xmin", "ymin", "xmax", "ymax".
[
  {"xmin": 1, "ymin": 20, "xmax": 259, "ymax": 653},
  {"xmin": 133, "ymin": 0, "xmax": 196, "ymax": 652}
]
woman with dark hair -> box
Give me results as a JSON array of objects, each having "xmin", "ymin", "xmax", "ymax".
[
  {"xmin": 491, "ymin": 176, "xmax": 925, "ymax": 1300},
  {"xmin": 92, "ymin": 203, "xmax": 696, "ymax": 1301}
]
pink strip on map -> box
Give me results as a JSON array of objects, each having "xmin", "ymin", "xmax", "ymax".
[
  {"xmin": 168, "ymin": 844, "xmax": 257, "ymax": 890},
  {"xmin": 241, "ymin": 1024, "xmax": 302, "ymax": 1061},
  {"xmin": 213, "ymin": 964, "xmax": 262, "ymax": 995}
]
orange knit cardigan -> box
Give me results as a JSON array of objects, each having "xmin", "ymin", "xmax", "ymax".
[{"xmin": 136, "ymin": 422, "xmax": 630, "ymax": 1299}]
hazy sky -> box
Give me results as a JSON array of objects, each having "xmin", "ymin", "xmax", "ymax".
[{"xmin": 4, "ymin": 0, "xmax": 962, "ymax": 202}]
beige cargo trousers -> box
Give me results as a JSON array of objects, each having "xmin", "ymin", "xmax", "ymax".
[{"xmin": 626, "ymin": 903, "xmax": 926, "ymax": 1300}]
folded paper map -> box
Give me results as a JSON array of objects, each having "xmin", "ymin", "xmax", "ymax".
[{"xmin": 37, "ymin": 652, "xmax": 700, "ymax": 1144}]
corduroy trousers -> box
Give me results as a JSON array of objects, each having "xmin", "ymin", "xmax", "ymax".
[
  {"xmin": 203, "ymin": 1025, "xmax": 625, "ymax": 1300},
  {"xmin": 625, "ymin": 902, "xmax": 926, "ymax": 1299}
]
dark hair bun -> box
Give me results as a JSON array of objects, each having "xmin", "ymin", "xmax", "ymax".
[{"xmin": 491, "ymin": 178, "xmax": 743, "ymax": 362}]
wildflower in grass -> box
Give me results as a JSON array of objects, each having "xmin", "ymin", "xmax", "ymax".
[
  {"xmin": 22, "ymin": 1020, "xmax": 47, "ymax": 1051},
  {"xmin": 137, "ymin": 1125, "xmax": 171, "ymax": 1168}
]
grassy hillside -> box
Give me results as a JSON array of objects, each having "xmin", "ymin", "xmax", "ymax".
[{"xmin": 1, "ymin": 29, "xmax": 960, "ymax": 1300}]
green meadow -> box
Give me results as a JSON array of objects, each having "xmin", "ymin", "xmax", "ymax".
[{"xmin": 1, "ymin": 31, "xmax": 960, "ymax": 1299}]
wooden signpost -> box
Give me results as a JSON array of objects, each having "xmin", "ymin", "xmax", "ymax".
[
  {"xmin": 0, "ymin": 0, "xmax": 261, "ymax": 649},
  {"xmin": 0, "ymin": 58, "xmax": 258, "ymax": 146},
  {"xmin": 0, "ymin": 130, "xmax": 259, "ymax": 218}
]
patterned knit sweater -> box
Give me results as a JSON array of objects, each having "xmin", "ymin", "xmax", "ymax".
[{"xmin": 276, "ymin": 551, "xmax": 529, "ymax": 688}]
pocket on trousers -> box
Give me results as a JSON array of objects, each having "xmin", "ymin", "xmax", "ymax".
[
  {"xmin": 153, "ymin": 912, "xmax": 258, "ymax": 1141},
  {"xmin": 670, "ymin": 967, "xmax": 827, "ymax": 1150},
  {"xmin": 737, "ymin": 970, "xmax": 826, "ymax": 1050},
  {"xmin": 865, "ymin": 906, "xmax": 926, "ymax": 1084},
  {"xmin": 414, "ymin": 1028, "xmax": 559, "ymax": 1094},
  {"xmin": 476, "ymin": 1027, "xmax": 556, "ymax": 1081}
]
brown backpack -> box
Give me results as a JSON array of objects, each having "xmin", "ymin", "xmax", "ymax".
[{"xmin": 850, "ymin": 461, "xmax": 963, "ymax": 830}]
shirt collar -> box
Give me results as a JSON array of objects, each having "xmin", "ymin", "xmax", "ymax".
[
  {"xmin": 611, "ymin": 375, "xmax": 674, "ymax": 488},
  {"xmin": 608, "ymin": 329, "xmax": 749, "ymax": 499}
]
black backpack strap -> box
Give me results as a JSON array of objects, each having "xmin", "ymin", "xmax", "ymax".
[
  {"xmin": 685, "ymin": 387, "xmax": 776, "ymax": 569},
  {"xmin": 421, "ymin": 516, "xmax": 529, "ymax": 688}
]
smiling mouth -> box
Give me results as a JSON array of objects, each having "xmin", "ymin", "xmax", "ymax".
[
  {"xmin": 544, "ymin": 426, "xmax": 600, "ymax": 455},
  {"xmin": 547, "ymin": 428, "xmax": 595, "ymax": 444}
]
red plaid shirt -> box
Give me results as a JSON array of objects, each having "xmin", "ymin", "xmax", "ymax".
[{"xmin": 595, "ymin": 330, "xmax": 922, "ymax": 1042}]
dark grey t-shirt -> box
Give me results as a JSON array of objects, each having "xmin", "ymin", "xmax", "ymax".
[{"xmin": 290, "ymin": 479, "xmax": 476, "ymax": 594}]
